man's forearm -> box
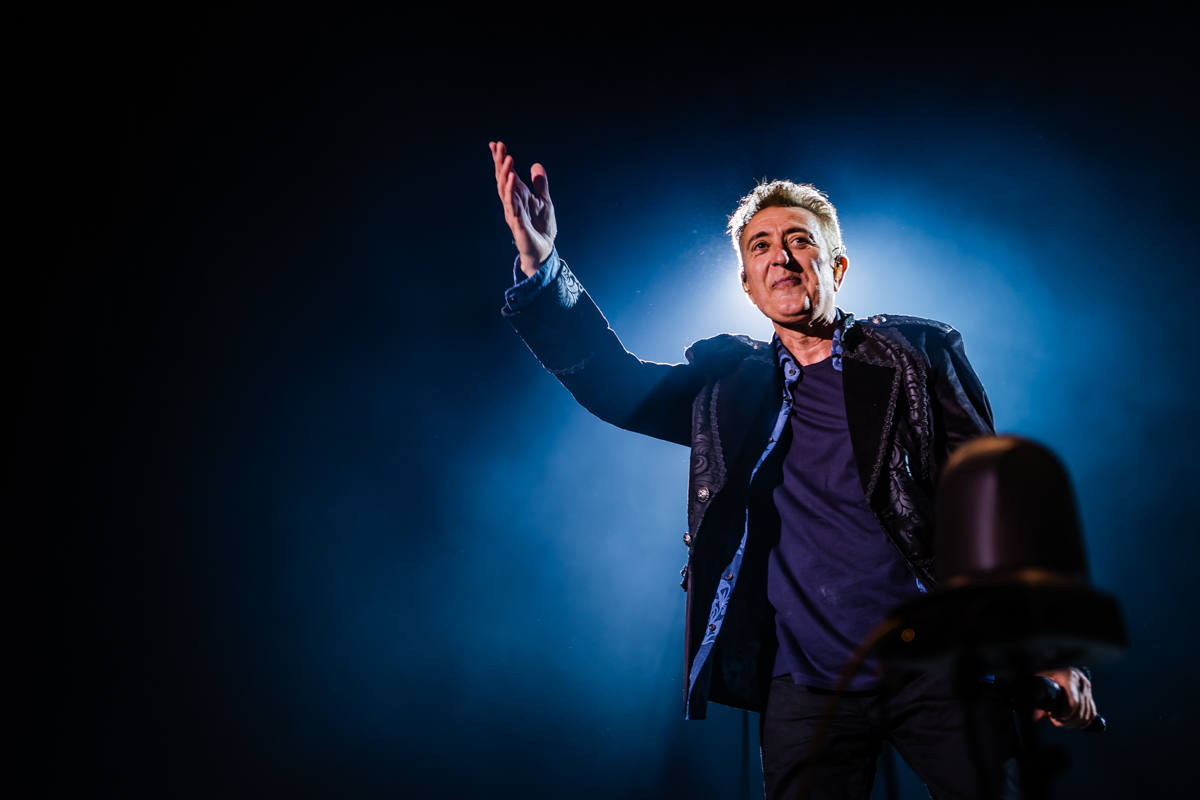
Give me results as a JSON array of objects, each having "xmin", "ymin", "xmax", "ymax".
[{"xmin": 502, "ymin": 253, "xmax": 700, "ymax": 447}]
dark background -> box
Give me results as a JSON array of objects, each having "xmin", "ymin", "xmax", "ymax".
[{"xmin": 31, "ymin": 9, "xmax": 1200, "ymax": 798}]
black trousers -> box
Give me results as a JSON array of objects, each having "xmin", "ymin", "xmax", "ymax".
[{"xmin": 760, "ymin": 668, "xmax": 1021, "ymax": 800}]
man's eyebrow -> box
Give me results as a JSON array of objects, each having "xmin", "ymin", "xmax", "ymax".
[{"xmin": 745, "ymin": 225, "xmax": 814, "ymax": 243}]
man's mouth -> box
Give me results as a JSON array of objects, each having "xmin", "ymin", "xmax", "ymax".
[{"xmin": 773, "ymin": 276, "xmax": 803, "ymax": 289}]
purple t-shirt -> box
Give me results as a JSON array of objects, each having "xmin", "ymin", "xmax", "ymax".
[{"xmin": 767, "ymin": 351, "xmax": 920, "ymax": 691}]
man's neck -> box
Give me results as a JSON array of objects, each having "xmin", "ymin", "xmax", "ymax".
[{"xmin": 774, "ymin": 319, "xmax": 838, "ymax": 366}]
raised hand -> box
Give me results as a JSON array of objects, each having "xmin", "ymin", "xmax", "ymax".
[{"xmin": 489, "ymin": 140, "xmax": 557, "ymax": 277}]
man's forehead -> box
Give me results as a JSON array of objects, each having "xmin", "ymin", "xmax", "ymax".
[{"xmin": 741, "ymin": 206, "xmax": 821, "ymax": 241}]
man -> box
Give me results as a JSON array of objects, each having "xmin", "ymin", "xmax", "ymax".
[{"xmin": 488, "ymin": 141, "xmax": 1096, "ymax": 799}]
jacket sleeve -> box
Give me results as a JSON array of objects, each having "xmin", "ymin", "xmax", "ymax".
[
  {"xmin": 502, "ymin": 254, "xmax": 705, "ymax": 447},
  {"xmin": 929, "ymin": 327, "xmax": 995, "ymax": 473}
]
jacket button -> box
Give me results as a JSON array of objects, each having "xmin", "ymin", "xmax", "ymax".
[
  {"xmin": 724, "ymin": 572, "xmax": 734, "ymax": 581},
  {"xmin": 696, "ymin": 486, "xmax": 711, "ymax": 502},
  {"xmin": 683, "ymin": 533, "xmax": 693, "ymax": 546},
  {"xmin": 708, "ymin": 623, "xmax": 716, "ymax": 632}
]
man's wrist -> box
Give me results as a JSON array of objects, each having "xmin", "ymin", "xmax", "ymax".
[
  {"xmin": 504, "ymin": 247, "xmax": 561, "ymax": 313},
  {"xmin": 519, "ymin": 249, "xmax": 553, "ymax": 279}
]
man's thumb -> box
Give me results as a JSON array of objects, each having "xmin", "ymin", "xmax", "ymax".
[{"xmin": 531, "ymin": 163, "xmax": 550, "ymax": 199}]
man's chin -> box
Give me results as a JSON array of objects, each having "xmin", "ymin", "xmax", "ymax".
[{"xmin": 774, "ymin": 308, "xmax": 836, "ymax": 332}]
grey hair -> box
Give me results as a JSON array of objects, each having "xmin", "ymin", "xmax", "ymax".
[{"xmin": 726, "ymin": 180, "xmax": 846, "ymax": 269}]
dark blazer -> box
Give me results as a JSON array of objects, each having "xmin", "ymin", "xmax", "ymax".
[{"xmin": 504, "ymin": 258, "xmax": 994, "ymax": 719}]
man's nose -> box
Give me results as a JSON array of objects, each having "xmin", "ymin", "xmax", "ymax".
[{"xmin": 771, "ymin": 243, "xmax": 793, "ymax": 266}]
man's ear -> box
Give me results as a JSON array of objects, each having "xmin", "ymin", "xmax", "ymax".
[
  {"xmin": 739, "ymin": 267, "xmax": 749, "ymax": 291},
  {"xmin": 832, "ymin": 256, "xmax": 849, "ymax": 289}
]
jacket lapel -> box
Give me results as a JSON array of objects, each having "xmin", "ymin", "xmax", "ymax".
[
  {"xmin": 842, "ymin": 326, "xmax": 901, "ymax": 501},
  {"xmin": 714, "ymin": 350, "xmax": 780, "ymax": 492}
]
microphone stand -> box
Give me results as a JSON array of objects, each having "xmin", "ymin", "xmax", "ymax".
[{"xmin": 878, "ymin": 578, "xmax": 1126, "ymax": 800}]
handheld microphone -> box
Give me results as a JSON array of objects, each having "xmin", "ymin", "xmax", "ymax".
[{"xmin": 1031, "ymin": 675, "xmax": 1107, "ymax": 733}]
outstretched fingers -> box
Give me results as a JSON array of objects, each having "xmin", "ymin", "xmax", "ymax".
[
  {"xmin": 509, "ymin": 171, "xmax": 533, "ymax": 227},
  {"xmin": 493, "ymin": 146, "xmax": 530, "ymax": 223},
  {"xmin": 491, "ymin": 147, "xmax": 516, "ymax": 219},
  {"xmin": 489, "ymin": 140, "xmax": 505, "ymax": 187},
  {"xmin": 504, "ymin": 170, "xmax": 518, "ymax": 223},
  {"xmin": 490, "ymin": 141, "xmax": 513, "ymax": 197}
]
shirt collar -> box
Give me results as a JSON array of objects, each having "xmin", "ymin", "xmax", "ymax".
[{"xmin": 770, "ymin": 308, "xmax": 846, "ymax": 389}]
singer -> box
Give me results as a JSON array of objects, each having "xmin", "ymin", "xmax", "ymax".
[{"xmin": 489, "ymin": 141, "xmax": 1097, "ymax": 799}]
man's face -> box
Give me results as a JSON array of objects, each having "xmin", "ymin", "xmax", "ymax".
[{"xmin": 739, "ymin": 205, "xmax": 846, "ymax": 330}]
